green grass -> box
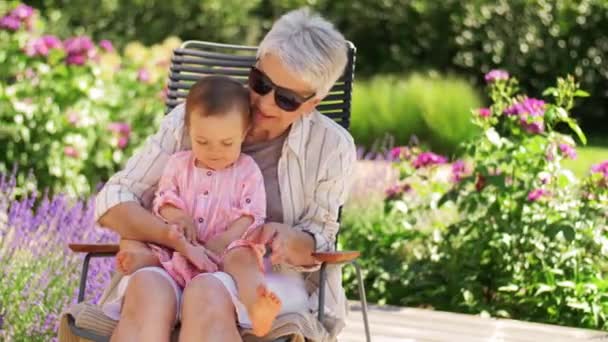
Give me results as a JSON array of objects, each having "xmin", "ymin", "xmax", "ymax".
[
  {"xmin": 564, "ymin": 145, "xmax": 608, "ymax": 177},
  {"xmin": 350, "ymin": 73, "xmax": 482, "ymax": 155}
]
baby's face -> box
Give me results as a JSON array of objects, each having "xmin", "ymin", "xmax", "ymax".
[{"xmin": 189, "ymin": 109, "xmax": 248, "ymax": 170}]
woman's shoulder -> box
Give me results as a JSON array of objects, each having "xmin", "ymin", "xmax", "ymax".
[{"xmin": 309, "ymin": 111, "xmax": 355, "ymax": 153}]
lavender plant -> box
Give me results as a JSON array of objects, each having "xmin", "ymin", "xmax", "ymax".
[{"xmin": 0, "ymin": 169, "xmax": 118, "ymax": 341}]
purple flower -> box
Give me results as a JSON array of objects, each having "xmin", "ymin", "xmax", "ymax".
[
  {"xmin": 484, "ymin": 69, "xmax": 509, "ymax": 83},
  {"xmin": 451, "ymin": 160, "xmax": 467, "ymax": 183},
  {"xmin": 389, "ymin": 146, "xmax": 411, "ymax": 161},
  {"xmin": 527, "ymin": 188, "xmax": 550, "ymax": 202},
  {"xmin": 385, "ymin": 183, "xmax": 411, "ymax": 200},
  {"xmin": 478, "ymin": 108, "xmax": 491, "ymax": 118},
  {"xmin": 137, "ymin": 68, "xmax": 151, "ymax": 83},
  {"xmin": 11, "ymin": 4, "xmax": 34, "ymax": 20},
  {"xmin": 107, "ymin": 122, "xmax": 131, "ymax": 136},
  {"xmin": 412, "ymin": 152, "xmax": 448, "ymax": 169},
  {"xmin": 0, "ymin": 15, "xmax": 20, "ymax": 31},
  {"xmin": 25, "ymin": 35, "xmax": 62, "ymax": 57},
  {"xmin": 63, "ymin": 36, "xmax": 95, "ymax": 55},
  {"xmin": 64, "ymin": 36, "xmax": 96, "ymax": 66},
  {"xmin": 99, "ymin": 39, "xmax": 114, "ymax": 52},
  {"xmin": 559, "ymin": 143, "xmax": 577, "ymax": 160},
  {"xmin": 521, "ymin": 119, "xmax": 545, "ymax": 134},
  {"xmin": 591, "ymin": 161, "xmax": 608, "ymax": 179},
  {"xmin": 504, "ymin": 98, "xmax": 546, "ymax": 117}
]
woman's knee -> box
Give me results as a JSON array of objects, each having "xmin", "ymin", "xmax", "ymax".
[
  {"xmin": 122, "ymin": 270, "xmax": 177, "ymax": 321},
  {"xmin": 182, "ymin": 275, "xmax": 234, "ymax": 320}
]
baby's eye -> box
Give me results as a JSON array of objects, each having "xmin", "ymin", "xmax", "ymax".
[
  {"xmin": 222, "ymin": 142, "xmax": 233, "ymax": 147},
  {"xmin": 197, "ymin": 141, "xmax": 208, "ymax": 145}
]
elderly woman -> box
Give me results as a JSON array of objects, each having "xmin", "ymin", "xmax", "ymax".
[{"xmin": 95, "ymin": 8, "xmax": 355, "ymax": 342}]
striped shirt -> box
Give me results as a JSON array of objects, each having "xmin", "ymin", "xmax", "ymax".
[{"xmin": 95, "ymin": 103, "xmax": 357, "ymax": 335}]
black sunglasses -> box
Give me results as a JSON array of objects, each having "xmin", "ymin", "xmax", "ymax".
[{"xmin": 248, "ymin": 66, "xmax": 315, "ymax": 112}]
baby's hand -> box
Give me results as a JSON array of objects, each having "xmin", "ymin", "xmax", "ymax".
[{"xmin": 168, "ymin": 215, "xmax": 198, "ymax": 244}]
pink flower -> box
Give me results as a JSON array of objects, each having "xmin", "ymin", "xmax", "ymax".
[
  {"xmin": 117, "ymin": 136, "xmax": 129, "ymax": 149},
  {"xmin": 527, "ymin": 188, "xmax": 549, "ymax": 202},
  {"xmin": 64, "ymin": 146, "xmax": 78, "ymax": 158},
  {"xmin": 484, "ymin": 69, "xmax": 509, "ymax": 83},
  {"xmin": 107, "ymin": 122, "xmax": 131, "ymax": 136},
  {"xmin": 0, "ymin": 15, "xmax": 20, "ymax": 31},
  {"xmin": 67, "ymin": 111, "xmax": 79, "ymax": 125},
  {"xmin": 478, "ymin": 108, "xmax": 491, "ymax": 118},
  {"xmin": 451, "ymin": 160, "xmax": 468, "ymax": 183},
  {"xmin": 99, "ymin": 39, "xmax": 114, "ymax": 52},
  {"xmin": 412, "ymin": 152, "xmax": 448, "ymax": 169},
  {"xmin": 558, "ymin": 143, "xmax": 577, "ymax": 160},
  {"xmin": 11, "ymin": 4, "xmax": 34, "ymax": 20},
  {"xmin": 137, "ymin": 68, "xmax": 150, "ymax": 83},
  {"xmin": 504, "ymin": 98, "xmax": 546, "ymax": 117},
  {"xmin": 591, "ymin": 161, "xmax": 608, "ymax": 178},
  {"xmin": 66, "ymin": 54, "xmax": 86, "ymax": 66},
  {"xmin": 385, "ymin": 183, "xmax": 411, "ymax": 200},
  {"xmin": 25, "ymin": 35, "xmax": 62, "ymax": 57},
  {"xmin": 389, "ymin": 146, "xmax": 411, "ymax": 161},
  {"xmin": 64, "ymin": 36, "xmax": 96, "ymax": 66}
]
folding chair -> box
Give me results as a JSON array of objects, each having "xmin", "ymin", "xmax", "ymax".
[{"xmin": 64, "ymin": 40, "xmax": 370, "ymax": 342}]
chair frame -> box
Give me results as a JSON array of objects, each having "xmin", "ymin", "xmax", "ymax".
[{"xmin": 66, "ymin": 40, "xmax": 370, "ymax": 342}]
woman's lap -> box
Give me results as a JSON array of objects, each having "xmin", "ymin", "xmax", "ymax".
[{"xmin": 102, "ymin": 266, "xmax": 308, "ymax": 328}]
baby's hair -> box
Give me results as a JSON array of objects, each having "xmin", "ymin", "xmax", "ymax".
[{"xmin": 184, "ymin": 76, "xmax": 251, "ymax": 128}]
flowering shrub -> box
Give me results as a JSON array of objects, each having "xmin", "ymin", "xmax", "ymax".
[
  {"xmin": 0, "ymin": 2, "xmax": 180, "ymax": 194},
  {"xmin": 0, "ymin": 170, "xmax": 118, "ymax": 341},
  {"xmin": 343, "ymin": 70, "xmax": 608, "ymax": 329}
]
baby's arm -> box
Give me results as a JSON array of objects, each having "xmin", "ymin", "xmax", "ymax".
[
  {"xmin": 158, "ymin": 205, "xmax": 198, "ymax": 243},
  {"xmin": 206, "ymin": 215, "xmax": 254, "ymax": 255}
]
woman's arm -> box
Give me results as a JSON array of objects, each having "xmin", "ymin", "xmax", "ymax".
[{"xmin": 96, "ymin": 104, "xmax": 186, "ymax": 247}]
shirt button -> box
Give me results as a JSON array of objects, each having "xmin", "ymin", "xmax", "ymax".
[
  {"xmin": 206, "ymin": 171, "xmax": 212, "ymax": 176},
  {"xmin": 204, "ymin": 190, "xmax": 209, "ymax": 195},
  {"xmin": 245, "ymin": 198, "xmax": 251, "ymax": 204},
  {"xmin": 198, "ymin": 217, "xmax": 204, "ymax": 223}
]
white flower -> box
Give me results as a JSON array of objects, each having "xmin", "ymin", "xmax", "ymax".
[{"xmin": 485, "ymin": 127, "xmax": 502, "ymax": 147}]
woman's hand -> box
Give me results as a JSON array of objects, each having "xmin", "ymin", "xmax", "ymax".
[{"xmin": 245, "ymin": 222, "xmax": 316, "ymax": 266}]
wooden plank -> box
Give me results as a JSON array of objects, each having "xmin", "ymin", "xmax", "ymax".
[{"xmin": 340, "ymin": 302, "xmax": 608, "ymax": 342}]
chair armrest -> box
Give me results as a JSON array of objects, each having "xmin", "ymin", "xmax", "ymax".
[
  {"xmin": 311, "ymin": 251, "xmax": 360, "ymax": 264},
  {"xmin": 69, "ymin": 243, "xmax": 120, "ymax": 254}
]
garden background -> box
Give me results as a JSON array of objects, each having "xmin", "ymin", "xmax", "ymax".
[{"xmin": 1, "ymin": 1, "xmax": 608, "ymax": 340}]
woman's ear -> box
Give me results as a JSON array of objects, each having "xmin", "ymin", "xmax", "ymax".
[{"xmin": 302, "ymin": 98, "xmax": 321, "ymax": 116}]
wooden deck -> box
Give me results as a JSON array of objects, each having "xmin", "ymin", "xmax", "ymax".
[{"xmin": 339, "ymin": 302, "xmax": 608, "ymax": 342}]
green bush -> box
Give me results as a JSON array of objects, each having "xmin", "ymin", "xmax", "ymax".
[
  {"xmin": 351, "ymin": 74, "xmax": 481, "ymax": 155},
  {"xmin": 0, "ymin": 3, "xmax": 178, "ymax": 194},
  {"xmin": 344, "ymin": 71, "xmax": 608, "ymax": 329}
]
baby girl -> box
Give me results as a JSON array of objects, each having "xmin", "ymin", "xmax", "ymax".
[{"xmin": 114, "ymin": 76, "xmax": 281, "ymax": 336}]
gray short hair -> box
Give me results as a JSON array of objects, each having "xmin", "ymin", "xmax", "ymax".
[{"xmin": 258, "ymin": 8, "xmax": 347, "ymax": 99}]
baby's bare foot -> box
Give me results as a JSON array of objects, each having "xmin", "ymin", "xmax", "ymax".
[
  {"xmin": 116, "ymin": 250, "xmax": 158, "ymax": 275},
  {"xmin": 248, "ymin": 284, "xmax": 282, "ymax": 337}
]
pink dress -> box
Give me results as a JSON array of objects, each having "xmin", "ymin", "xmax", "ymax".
[{"xmin": 148, "ymin": 151, "xmax": 266, "ymax": 287}]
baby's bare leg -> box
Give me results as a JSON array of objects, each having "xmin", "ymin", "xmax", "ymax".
[
  {"xmin": 116, "ymin": 239, "xmax": 160, "ymax": 275},
  {"xmin": 223, "ymin": 247, "xmax": 281, "ymax": 337}
]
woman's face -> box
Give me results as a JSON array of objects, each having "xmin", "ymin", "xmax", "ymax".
[{"xmin": 249, "ymin": 53, "xmax": 320, "ymax": 140}]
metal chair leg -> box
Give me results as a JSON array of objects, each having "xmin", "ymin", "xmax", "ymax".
[
  {"xmin": 353, "ymin": 261, "xmax": 371, "ymax": 342},
  {"xmin": 317, "ymin": 262, "xmax": 328, "ymax": 321}
]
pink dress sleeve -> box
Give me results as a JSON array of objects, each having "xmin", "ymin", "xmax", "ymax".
[
  {"xmin": 233, "ymin": 155, "xmax": 266, "ymax": 231},
  {"xmin": 152, "ymin": 153, "xmax": 188, "ymax": 217}
]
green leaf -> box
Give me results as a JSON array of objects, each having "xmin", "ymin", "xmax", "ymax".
[
  {"xmin": 498, "ymin": 284, "xmax": 519, "ymax": 292},
  {"xmin": 542, "ymin": 87, "xmax": 558, "ymax": 97},
  {"xmin": 574, "ymin": 89, "xmax": 590, "ymax": 97},
  {"xmin": 535, "ymin": 284, "xmax": 555, "ymax": 296},
  {"xmin": 557, "ymin": 281, "xmax": 576, "ymax": 288},
  {"xmin": 564, "ymin": 118, "xmax": 587, "ymax": 145}
]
